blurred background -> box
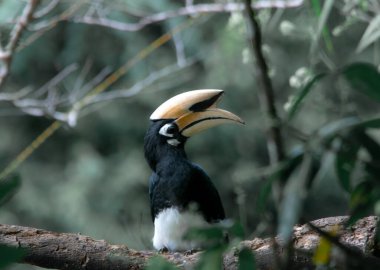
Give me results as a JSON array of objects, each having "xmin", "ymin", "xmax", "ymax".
[{"xmin": 0, "ymin": 1, "xmax": 379, "ymax": 269}]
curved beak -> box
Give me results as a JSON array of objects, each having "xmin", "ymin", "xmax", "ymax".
[{"xmin": 150, "ymin": 89, "xmax": 244, "ymax": 137}]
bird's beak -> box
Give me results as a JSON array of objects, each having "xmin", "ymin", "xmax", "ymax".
[{"xmin": 150, "ymin": 89, "xmax": 244, "ymax": 137}]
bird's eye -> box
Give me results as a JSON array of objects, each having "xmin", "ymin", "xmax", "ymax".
[
  {"xmin": 159, "ymin": 123, "xmax": 177, "ymax": 138},
  {"xmin": 166, "ymin": 125, "xmax": 176, "ymax": 134}
]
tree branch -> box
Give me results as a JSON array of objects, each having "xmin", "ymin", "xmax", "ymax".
[
  {"xmin": 33, "ymin": 0, "xmax": 60, "ymax": 19},
  {"xmin": 0, "ymin": 60, "xmax": 194, "ymax": 126},
  {"xmin": 243, "ymin": 0, "xmax": 286, "ymax": 165},
  {"xmin": 29, "ymin": 1, "xmax": 305, "ymax": 33},
  {"xmin": 0, "ymin": 0, "xmax": 40, "ymax": 90},
  {"xmin": 0, "ymin": 216, "xmax": 379, "ymax": 270}
]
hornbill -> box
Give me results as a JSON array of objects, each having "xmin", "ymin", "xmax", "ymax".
[{"xmin": 144, "ymin": 89, "xmax": 243, "ymax": 251}]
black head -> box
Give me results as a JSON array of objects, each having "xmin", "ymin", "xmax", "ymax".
[{"xmin": 144, "ymin": 119, "xmax": 188, "ymax": 171}]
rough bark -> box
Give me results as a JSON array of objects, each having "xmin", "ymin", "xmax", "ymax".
[{"xmin": 0, "ymin": 216, "xmax": 379, "ymax": 269}]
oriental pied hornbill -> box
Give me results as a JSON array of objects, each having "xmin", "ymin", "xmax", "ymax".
[{"xmin": 144, "ymin": 89, "xmax": 243, "ymax": 251}]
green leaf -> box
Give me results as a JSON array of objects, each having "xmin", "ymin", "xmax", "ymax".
[
  {"xmin": 278, "ymin": 154, "xmax": 314, "ymax": 243},
  {"xmin": 357, "ymin": 118, "xmax": 380, "ymax": 129},
  {"xmin": 365, "ymin": 161, "xmax": 380, "ymax": 180},
  {"xmin": 355, "ymin": 131, "xmax": 380, "ymax": 160},
  {"xmin": 311, "ymin": 0, "xmax": 334, "ymax": 52},
  {"xmin": 316, "ymin": 0, "xmax": 334, "ymax": 40},
  {"xmin": 347, "ymin": 181, "xmax": 380, "ymax": 225},
  {"xmin": 0, "ymin": 245, "xmax": 26, "ymax": 269},
  {"xmin": 195, "ymin": 245, "xmax": 226, "ymax": 270},
  {"xmin": 313, "ymin": 236, "xmax": 332, "ymax": 266},
  {"xmin": 184, "ymin": 227, "xmax": 224, "ymax": 242},
  {"xmin": 287, "ymin": 73, "xmax": 326, "ymax": 121},
  {"xmin": 357, "ymin": 131, "xmax": 380, "ymax": 180},
  {"xmin": 342, "ymin": 63, "xmax": 380, "ymax": 102},
  {"xmin": 226, "ymin": 221, "xmax": 245, "ymax": 240},
  {"xmin": 317, "ymin": 117, "xmax": 360, "ymax": 139},
  {"xmin": 256, "ymin": 177, "xmax": 273, "ymax": 214},
  {"xmin": 335, "ymin": 138, "xmax": 360, "ymax": 192},
  {"xmin": 315, "ymin": 0, "xmax": 334, "ymax": 52},
  {"xmin": 238, "ymin": 247, "xmax": 256, "ymax": 270},
  {"xmin": 317, "ymin": 116, "xmax": 380, "ymax": 141},
  {"xmin": 145, "ymin": 256, "xmax": 178, "ymax": 270},
  {"xmin": 0, "ymin": 174, "xmax": 21, "ymax": 207},
  {"xmin": 350, "ymin": 182, "xmax": 372, "ymax": 208},
  {"xmin": 257, "ymin": 149, "xmax": 304, "ymax": 213},
  {"xmin": 349, "ymin": 131, "xmax": 380, "ymax": 187},
  {"xmin": 356, "ymin": 14, "xmax": 380, "ymax": 53}
]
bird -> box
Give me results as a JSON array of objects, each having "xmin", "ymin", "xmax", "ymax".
[{"xmin": 144, "ymin": 89, "xmax": 244, "ymax": 251}]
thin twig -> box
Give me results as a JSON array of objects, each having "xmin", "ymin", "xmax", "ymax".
[
  {"xmin": 33, "ymin": 63, "xmax": 79, "ymax": 97},
  {"xmin": 87, "ymin": 60, "xmax": 195, "ymax": 105},
  {"xmin": 0, "ymin": 0, "xmax": 40, "ymax": 90},
  {"xmin": 243, "ymin": 0, "xmax": 286, "ymax": 165},
  {"xmin": 34, "ymin": 0, "xmax": 60, "ymax": 18},
  {"xmin": 71, "ymin": 1, "xmax": 304, "ymax": 32},
  {"xmin": 27, "ymin": 2, "xmax": 83, "ymax": 32},
  {"xmin": 243, "ymin": 1, "xmax": 287, "ymax": 268},
  {"xmin": 18, "ymin": 2, "xmax": 83, "ymax": 52},
  {"xmin": 71, "ymin": 67, "xmax": 112, "ymax": 101},
  {"xmin": 0, "ymin": 87, "xmax": 33, "ymax": 101},
  {"xmin": 73, "ymin": 58, "xmax": 93, "ymax": 93}
]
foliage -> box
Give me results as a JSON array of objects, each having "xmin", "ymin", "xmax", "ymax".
[
  {"xmin": 147, "ymin": 221, "xmax": 248, "ymax": 270},
  {"xmin": 0, "ymin": 245, "xmax": 26, "ymax": 270},
  {"xmin": 145, "ymin": 256, "xmax": 178, "ymax": 270}
]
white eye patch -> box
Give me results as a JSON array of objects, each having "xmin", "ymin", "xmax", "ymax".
[
  {"xmin": 159, "ymin": 124, "xmax": 181, "ymax": 146},
  {"xmin": 159, "ymin": 124, "xmax": 175, "ymax": 138}
]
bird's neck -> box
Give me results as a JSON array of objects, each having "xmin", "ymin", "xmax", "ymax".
[
  {"xmin": 145, "ymin": 141, "xmax": 188, "ymax": 172},
  {"xmin": 156, "ymin": 145, "xmax": 188, "ymax": 173}
]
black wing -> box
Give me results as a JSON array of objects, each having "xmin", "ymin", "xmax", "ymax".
[
  {"xmin": 187, "ymin": 163, "xmax": 226, "ymax": 223},
  {"xmin": 149, "ymin": 163, "xmax": 225, "ymax": 223},
  {"xmin": 149, "ymin": 172, "xmax": 160, "ymax": 222}
]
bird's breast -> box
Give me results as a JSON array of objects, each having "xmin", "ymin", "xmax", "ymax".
[{"xmin": 152, "ymin": 207, "xmax": 208, "ymax": 251}]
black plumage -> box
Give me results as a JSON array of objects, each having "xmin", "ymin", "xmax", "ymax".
[
  {"xmin": 144, "ymin": 120, "xmax": 225, "ymax": 224},
  {"xmin": 144, "ymin": 89, "xmax": 243, "ymax": 251}
]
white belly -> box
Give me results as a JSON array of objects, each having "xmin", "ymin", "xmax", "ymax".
[{"xmin": 153, "ymin": 207, "xmax": 208, "ymax": 251}]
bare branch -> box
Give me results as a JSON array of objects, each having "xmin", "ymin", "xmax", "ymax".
[
  {"xmin": 33, "ymin": 0, "xmax": 60, "ymax": 19},
  {"xmin": 0, "ymin": 87, "xmax": 33, "ymax": 101},
  {"xmin": 0, "ymin": 0, "xmax": 40, "ymax": 90},
  {"xmin": 242, "ymin": 5, "xmax": 287, "ymax": 266},
  {"xmin": 65, "ymin": 60, "xmax": 195, "ymax": 126},
  {"xmin": 87, "ymin": 60, "xmax": 195, "ymax": 105},
  {"xmin": 243, "ymin": 1, "xmax": 286, "ymax": 165},
  {"xmin": 33, "ymin": 63, "xmax": 79, "ymax": 98},
  {"xmin": 0, "ymin": 216, "xmax": 378, "ymax": 270},
  {"xmin": 27, "ymin": 2, "xmax": 83, "ymax": 32},
  {"xmin": 2, "ymin": 59, "xmax": 194, "ymax": 126},
  {"xmin": 72, "ymin": 1, "xmax": 304, "ymax": 32},
  {"xmin": 71, "ymin": 66, "xmax": 112, "ymax": 101}
]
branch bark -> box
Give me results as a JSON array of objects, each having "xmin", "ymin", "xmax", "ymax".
[{"xmin": 0, "ymin": 216, "xmax": 379, "ymax": 270}]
